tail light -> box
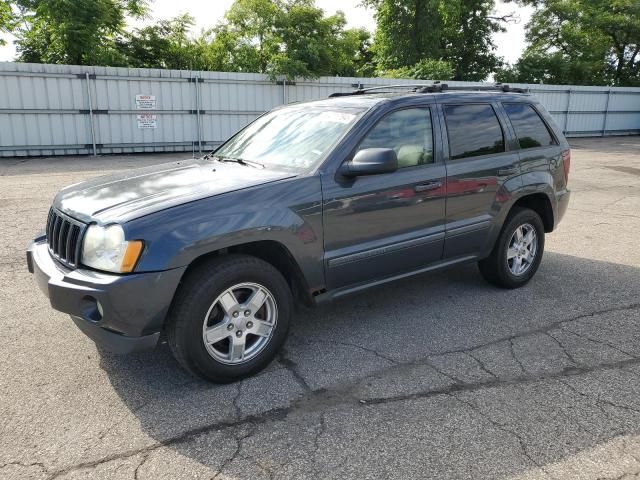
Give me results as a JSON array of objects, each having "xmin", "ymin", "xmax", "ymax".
[{"xmin": 561, "ymin": 149, "xmax": 571, "ymax": 183}]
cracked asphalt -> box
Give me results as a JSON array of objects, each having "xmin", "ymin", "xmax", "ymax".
[{"xmin": 1, "ymin": 136, "xmax": 640, "ymax": 480}]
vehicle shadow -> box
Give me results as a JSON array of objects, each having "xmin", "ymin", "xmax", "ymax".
[{"xmin": 98, "ymin": 251, "xmax": 640, "ymax": 477}]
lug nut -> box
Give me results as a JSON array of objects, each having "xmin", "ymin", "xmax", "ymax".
[
  {"xmin": 232, "ymin": 311, "xmax": 239, "ymax": 318},
  {"xmin": 236, "ymin": 330, "xmax": 243, "ymax": 337},
  {"xmin": 246, "ymin": 321, "xmax": 253, "ymax": 329},
  {"xmin": 244, "ymin": 310, "xmax": 251, "ymax": 316},
  {"xmin": 227, "ymin": 324, "xmax": 234, "ymax": 331}
]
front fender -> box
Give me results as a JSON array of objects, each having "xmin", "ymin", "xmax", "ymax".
[{"xmin": 124, "ymin": 176, "xmax": 325, "ymax": 291}]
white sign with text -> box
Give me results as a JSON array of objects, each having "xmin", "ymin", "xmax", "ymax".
[
  {"xmin": 137, "ymin": 114, "xmax": 157, "ymax": 129},
  {"xmin": 135, "ymin": 94, "xmax": 157, "ymax": 110}
]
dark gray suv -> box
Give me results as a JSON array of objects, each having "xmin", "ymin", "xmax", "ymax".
[{"xmin": 27, "ymin": 84, "xmax": 571, "ymax": 382}]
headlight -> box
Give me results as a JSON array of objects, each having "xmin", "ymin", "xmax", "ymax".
[{"xmin": 82, "ymin": 224, "xmax": 143, "ymax": 273}]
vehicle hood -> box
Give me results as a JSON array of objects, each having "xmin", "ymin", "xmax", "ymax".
[{"xmin": 53, "ymin": 158, "xmax": 296, "ymax": 224}]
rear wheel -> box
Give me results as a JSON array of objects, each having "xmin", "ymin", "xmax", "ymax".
[
  {"xmin": 167, "ymin": 254, "xmax": 292, "ymax": 383},
  {"xmin": 478, "ymin": 207, "xmax": 545, "ymax": 289}
]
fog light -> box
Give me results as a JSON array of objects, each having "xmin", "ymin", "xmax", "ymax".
[{"xmin": 81, "ymin": 296, "xmax": 103, "ymax": 322}]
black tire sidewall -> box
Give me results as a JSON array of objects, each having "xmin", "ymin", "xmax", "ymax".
[
  {"xmin": 176, "ymin": 258, "xmax": 291, "ymax": 382},
  {"xmin": 495, "ymin": 210, "xmax": 545, "ymax": 287}
]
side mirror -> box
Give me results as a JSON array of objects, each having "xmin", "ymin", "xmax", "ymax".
[{"xmin": 340, "ymin": 148, "xmax": 398, "ymax": 177}]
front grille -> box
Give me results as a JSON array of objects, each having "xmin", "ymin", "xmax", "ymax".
[{"xmin": 46, "ymin": 208, "xmax": 86, "ymax": 267}]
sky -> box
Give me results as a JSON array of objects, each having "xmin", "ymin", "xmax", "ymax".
[{"xmin": 0, "ymin": 0, "xmax": 533, "ymax": 65}]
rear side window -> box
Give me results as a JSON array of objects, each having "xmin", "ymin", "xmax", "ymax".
[
  {"xmin": 503, "ymin": 103, "xmax": 556, "ymax": 149},
  {"xmin": 443, "ymin": 104, "xmax": 505, "ymax": 160}
]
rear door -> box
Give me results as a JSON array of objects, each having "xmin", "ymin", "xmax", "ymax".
[
  {"xmin": 321, "ymin": 106, "xmax": 447, "ymax": 289},
  {"xmin": 438, "ymin": 101, "xmax": 521, "ymax": 258}
]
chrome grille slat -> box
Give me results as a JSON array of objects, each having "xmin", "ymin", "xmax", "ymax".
[
  {"xmin": 45, "ymin": 208, "xmax": 86, "ymax": 267},
  {"xmin": 51, "ymin": 216, "xmax": 62, "ymax": 254}
]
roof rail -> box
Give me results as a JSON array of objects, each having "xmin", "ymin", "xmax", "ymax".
[{"xmin": 328, "ymin": 82, "xmax": 527, "ymax": 98}]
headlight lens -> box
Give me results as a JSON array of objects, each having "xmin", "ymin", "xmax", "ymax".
[{"xmin": 82, "ymin": 224, "xmax": 143, "ymax": 273}]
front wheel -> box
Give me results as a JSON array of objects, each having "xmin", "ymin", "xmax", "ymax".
[
  {"xmin": 166, "ymin": 254, "xmax": 292, "ymax": 383},
  {"xmin": 478, "ymin": 207, "xmax": 545, "ymax": 289}
]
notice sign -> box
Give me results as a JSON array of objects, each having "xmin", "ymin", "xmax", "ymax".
[
  {"xmin": 137, "ymin": 114, "xmax": 157, "ymax": 129},
  {"xmin": 135, "ymin": 94, "xmax": 157, "ymax": 109}
]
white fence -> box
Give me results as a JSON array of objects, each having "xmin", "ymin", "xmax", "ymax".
[{"xmin": 1, "ymin": 62, "xmax": 639, "ymax": 157}]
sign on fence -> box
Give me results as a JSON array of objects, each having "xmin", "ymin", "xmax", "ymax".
[
  {"xmin": 135, "ymin": 94, "xmax": 157, "ymax": 110},
  {"xmin": 137, "ymin": 114, "xmax": 157, "ymax": 129}
]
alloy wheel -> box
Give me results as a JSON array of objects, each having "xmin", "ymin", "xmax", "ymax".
[
  {"xmin": 506, "ymin": 223, "xmax": 538, "ymax": 276},
  {"xmin": 201, "ymin": 282, "xmax": 277, "ymax": 364}
]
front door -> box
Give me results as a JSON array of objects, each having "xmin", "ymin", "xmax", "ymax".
[{"xmin": 321, "ymin": 107, "xmax": 447, "ymax": 290}]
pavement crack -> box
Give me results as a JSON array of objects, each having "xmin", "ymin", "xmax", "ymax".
[
  {"xmin": 465, "ymin": 351, "xmax": 499, "ymax": 379},
  {"xmin": 448, "ymin": 393, "xmax": 545, "ymax": 471},
  {"xmin": 313, "ymin": 413, "xmax": 327, "ymax": 454},
  {"xmin": 296, "ymin": 338, "xmax": 399, "ymax": 364},
  {"xmin": 560, "ymin": 326, "xmax": 637, "ymax": 359},
  {"xmin": 133, "ymin": 453, "xmax": 150, "ymax": 480},
  {"xmin": 278, "ymin": 347, "xmax": 312, "ymax": 392},
  {"xmin": 433, "ymin": 303, "xmax": 640, "ymax": 360},
  {"xmin": 546, "ymin": 331, "xmax": 579, "ymax": 365},
  {"xmin": 211, "ymin": 425, "xmax": 257, "ymax": 480},
  {"xmin": 508, "ymin": 338, "xmax": 528, "ymax": 374},
  {"xmin": 423, "ymin": 358, "xmax": 465, "ymax": 384},
  {"xmin": 0, "ymin": 461, "xmax": 47, "ymax": 472}
]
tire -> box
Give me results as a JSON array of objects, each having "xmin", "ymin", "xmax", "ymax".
[
  {"xmin": 166, "ymin": 254, "xmax": 292, "ymax": 383},
  {"xmin": 478, "ymin": 207, "xmax": 545, "ymax": 289}
]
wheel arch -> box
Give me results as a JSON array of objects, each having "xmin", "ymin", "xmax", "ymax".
[
  {"xmin": 176, "ymin": 240, "xmax": 314, "ymax": 308},
  {"xmin": 510, "ymin": 193, "xmax": 554, "ymax": 233}
]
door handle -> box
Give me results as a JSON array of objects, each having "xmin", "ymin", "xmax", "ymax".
[
  {"xmin": 415, "ymin": 181, "xmax": 442, "ymax": 192},
  {"xmin": 498, "ymin": 166, "xmax": 518, "ymax": 176}
]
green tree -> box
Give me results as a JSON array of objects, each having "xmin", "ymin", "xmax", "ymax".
[
  {"xmin": 504, "ymin": 0, "xmax": 640, "ymax": 86},
  {"xmin": 362, "ymin": 0, "xmax": 443, "ymax": 70},
  {"xmin": 13, "ymin": 0, "xmax": 149, "ymax": 65},
  {"xmin": 364, "ymin": 0, "xmax": 509, "ymax": 80},
  {"xmin": 1, "ymin": 1, "xmax": 15, "ymax": 46},
  {"xmin": 441, "ymin": 0, "xmax": 509, "ymax": 81},
  {"xmin": 116, "ymin": 14, "xmax": 201, "ymax": 69},
  {"xmin": 381, "ymin": 58, "xmax": 454, "ymax": 80},
  {"xmin": 203, "ymin": 0, "xmax": 372, "ymax": 79}
]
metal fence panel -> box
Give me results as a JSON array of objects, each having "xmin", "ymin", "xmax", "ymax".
[{"xmin": 0, "ymin": 62, "xmax": 639, "ymax": 157}]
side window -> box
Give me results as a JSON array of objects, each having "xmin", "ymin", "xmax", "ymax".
[
  {"xmin": 503, "ymin": 103, "xmax": 556, "ymax": 149},
  {"xmin": 358, "ymin": 108, "xmax": 434, "ymax": 168},
  {"xmin": 443, "ymin": 104, "xmax": 505, "ymax": 160}
]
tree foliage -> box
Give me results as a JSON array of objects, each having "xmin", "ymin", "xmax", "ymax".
[
  {"xmin": 0, "ymin": 1, "xmax": 14, "ymax": 46},
  {"xmin": 363, "ymin": 0, "xmax": 509, "ymax": 81},
  {"xmin": 6, "ymin": 0, "xmax": 372, "ymax": 79},
  {"xmin": 208, "ymin": 0, "xmax": 372, "ymax": 79},
  {"xmin": 13, "ymin": 0, "xmax": 148, "ymax": 64},
  {"xmin": 499, "ymin": 0, "xmax": 640, "ymax": 86},
  {"xmin": 381, "ymin": 58, "xmax": 454, "ymax": 80}
]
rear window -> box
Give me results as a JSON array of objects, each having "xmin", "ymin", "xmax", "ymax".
[
  {"xmin": 503, "ymin": 103, "xmax": 556, "ymax": 149},
  {"xmin": 443, "ymin": 104, "xmax": 505, "ymax": 160}
]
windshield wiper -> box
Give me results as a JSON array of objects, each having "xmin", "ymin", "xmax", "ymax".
[{"xmin": 214, "ymin": 155, "xmax": 265, "ymax": 169}]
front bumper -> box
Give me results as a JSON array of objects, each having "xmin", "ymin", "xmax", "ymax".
[{"xmin": 27, "ymin": 238, "xmax": 186, "ymax": 354}]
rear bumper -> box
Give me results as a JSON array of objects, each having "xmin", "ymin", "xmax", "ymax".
[
  {"xmin": 27, "ymin": 238, "xmax": 186, "ymax": 354},
  {"xmin": 555, "ymin": 188, "xmax": 571, "ymax": 228}
]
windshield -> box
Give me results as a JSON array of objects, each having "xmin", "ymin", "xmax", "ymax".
[{"xmin": 214, "ymin": 105, "xmax": 363, "ymax": 173}]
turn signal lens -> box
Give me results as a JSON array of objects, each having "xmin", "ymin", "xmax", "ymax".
[{"xmin": 120, "ymin": 241, "xmax": 144, "ymax": 273}]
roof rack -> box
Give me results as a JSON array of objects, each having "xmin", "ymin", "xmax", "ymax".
[{"xmin": 328, "ymin": 83, "xmax": 527, "ymax": 98}]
